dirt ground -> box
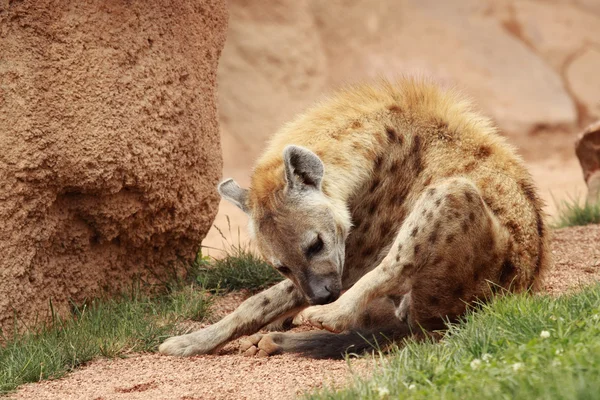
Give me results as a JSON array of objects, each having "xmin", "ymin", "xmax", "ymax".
[{"xmin": 7, "ymin": 223, "xmax": 600, "ymax": 400}]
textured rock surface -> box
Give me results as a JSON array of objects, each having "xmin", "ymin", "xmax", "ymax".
[
  {"xmin": 576, "ymin": 121, "xmax": 600, "ymax": 203},
  {"xmin": 0, "ymin": 0, "xmax": 227, "ymax": 332},
  {"xmin": 216, "ymin": 0, "xmax": 599, "ymax": 170}
]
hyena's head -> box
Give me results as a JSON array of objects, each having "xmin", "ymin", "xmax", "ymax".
[{"xmin": 218, "ymin": 145, "xmax": 349, "ymax": 305}]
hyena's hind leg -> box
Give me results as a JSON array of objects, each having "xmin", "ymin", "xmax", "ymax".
[{"xmin": 299, "ymin": 177, "xmax": 512, "ymax": 334}]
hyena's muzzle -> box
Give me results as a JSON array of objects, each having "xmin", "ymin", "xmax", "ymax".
[{"xmin": 302, "ymin": 271, "xmax": 341, "ymax": 305}]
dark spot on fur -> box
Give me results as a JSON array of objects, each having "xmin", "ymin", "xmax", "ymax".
[
  {"xmin": 286, "ymin": 285, "xmax": 295, "ymax": 293},
  {"xmin": 453, "ymin": 285, "xmax": 465, "ymax": 299},
  {"xmin": 380, "ymin": 220, "xmax": 393, "ymax": 236},
  {"xmin": 261, "ymin": 298, "xmax": 271, "ymax": 307},
  {"xmin": 414, "ymin": 244, "xmax": 420, "ymax": 256},
  {"xmin": 411, "ymin": 226, "xmax": 419, "ymax": 237},
  {"xmin": 446, "ymin": 234, "xmax": 455, "ymax": 244},
  {"xmin": 369, "ymin": 177, "xmax": 380, "ymax": 193},
  {"xmin": 391, "ymin": 193, "xmax": 404, "ymax": 206},
  {"xmin": 506, "ymin": 220, "xmax": 519, "ymax": 234},
  {"xmin": 423, "ymin": 176, "xmax": 432, "ymax": 186},
  {"xmin": 410, "ymin": 135, "xmax": 424, "ymax": 174},
  {"xmin": 421, "ymin": 208, "xmax": 427, "ymax": 216},
  {"xmin": 474, "ymin": 271, "xmax": 480, "ymax": 281},
  {"xmin": 428, "ymin": 188, "xmax": 436, "ymax": 196},
  {"xmin": 386, "ymin": 126, "xmax": 400, "ymax": 143},
  {"xmin": 374, "ymin": 155, "xmax": 384, "ymax": 169},
  {"xmin": 500, "ymin": 260, "xmax": 517, "ymax": 287},
  {"xmin": 395, "ymin": 253, "xmax": 401, "ymax": 262},
  {"xmin": 427, "ymin": 211, "xmax": 434, "ymax": 221},
  {"xmin": 433, "ymin": 256, "xmax": 442, "ymax": 265},
  {"xmin": 389, "ymin": 161, "xmax": 400, "ymax": 174},
  {"xmin": 429, "ymin": 230, "xmax": 438, "ymax": 244},
  {"xmin": 397, "ymin": 244, "xmax": 403, "ymax": 252},
  {"xmin": 465, "ymin": 191, "xmax": 473, "ymax": 203},
  {"xmin": 469, "ymin": 211, "xmax": 475, "ymax": 222},
  {"xmin": 475, "ymin": 145, "xmax": 492, "ymax": 159},
  {"xmin": 368, "ymin": 203, "xmax": 376, "ymax": 215},
  {"xmin": 435, "ymin": 198, "xmax": 442, "ymax": 207},
  {"xmin": 362, "ymin": 246, "xmax": 375, "ymax": 257},
  {"xmin": 352, "ymin": 120, "xmax": 362, "ymax": 129},
  {"xmin": 388, "ymin": 104, "xmax": 402, "ymax": 113},
  {"xmin": 463, "ymin": 161, "xmax": 476, "ymax": 173},
  {"xmin": 462, "ymin": 220, "xmax": 469, "ymax": 233},
  {"xmin": 428, "ymin": 295, "xmax": 440, "ymax": 306},
  {"xmin": 403, "ymin": 263, "xmax": 414, "ymax": 271}
]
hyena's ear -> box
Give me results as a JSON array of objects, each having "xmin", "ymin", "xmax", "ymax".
[
  {"xmin": 283, "ymin": 145, "xmax": 324, "ymax": 191},
  {"xmin": 218, "ymin": 178, "xmax": 250, "ymax": 214}
]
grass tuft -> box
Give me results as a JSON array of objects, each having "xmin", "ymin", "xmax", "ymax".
[
  {"xmin": 193, "ymin": 245, "xmax": 282, "ymax": 293},
  {"xmin": 197, "ymin": 219, "xmax": 282, "ymax": 292},
  {"xmin": 553, "ymin": 194, "xmax": 600, "ymax": 228},
  {"xmin": 307, "ymin": 285, "xmax": 600, "ymax": 400}
]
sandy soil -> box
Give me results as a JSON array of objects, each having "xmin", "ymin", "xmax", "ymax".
[{"xmin": 6, "ymin": 224, "xmax": 600, "ymax": 400}]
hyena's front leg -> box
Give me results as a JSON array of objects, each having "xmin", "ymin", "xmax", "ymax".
[
  {"xmin": 297, "ymin": 177, "xmax": 511, "ymax": 332},
  {"xmin": 159, "ymin": 279, "xmax": 305, "ymax": 356}
]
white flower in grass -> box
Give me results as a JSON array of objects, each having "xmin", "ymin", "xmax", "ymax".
[
  {"xmin": 592, "ymin": 314, "xmax": 599, "ymax": 321},
  {"xmin": 482, "ymin": 353, "xmax": 492, "ymax": 363},
  {"xmin": 512, "ymin": 362, "xmax": 524, "ymax": 372},
  {"xmin": 408, "ymin": 384, "xmax": 416, "ymax": 390},
  {"xmin": 551, "ymin": 360, "xmax": 562, "ymax": 367},
  {"xmin": 376, "ymin": 386, "xmax": 390, "ymax": 397},
  {"xmin": 470, "ymin": 358, "xmax": 482, "ymax": 370},
  {"xmin": 540, "ymin": 330, "xmax": 551, "ymax": 339},
  {"xmin": 555, "ymin": 348, "xmax": 563, "ymax": 355}
]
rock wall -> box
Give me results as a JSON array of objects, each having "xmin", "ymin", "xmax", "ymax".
[
  {"xmin": 217, "ymin": 0, "xmax": 600, "ymax": 171},
  {"xmin": 0, "ymin": 0, "xmax": 227, "ymax": 333}
]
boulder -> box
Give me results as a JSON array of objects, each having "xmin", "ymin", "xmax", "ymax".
[
  {"xmin": 576, "ymin": 121, "xmax": 600, "ymax": 203},
  {"xmin": 0, "ymin": 0, "xmax": 227, "ymax": 333}
]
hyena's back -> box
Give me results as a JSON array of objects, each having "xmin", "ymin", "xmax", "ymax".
[{"xmin": 252, "ymin": 78, "xmax": 550, "ymax": 292}]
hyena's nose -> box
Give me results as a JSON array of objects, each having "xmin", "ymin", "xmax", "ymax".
[{"xmin": 309, "ymin": 284, "xmax": 340, "ymax": 305}]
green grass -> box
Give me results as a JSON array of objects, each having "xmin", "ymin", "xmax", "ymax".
[
  {"xmin": 307, "ymin": 285, "xmax": 600, "ymax": 400},
  {"xmin": 0, "ymin": 281, "xmax": 211, "ymax": 395},
  {"xmin": 0, "ymin": 241, "xmax": 281, "ymax": 395},
  {"xmin": 553, "ymin": 194, "xmax": 600, "ymax": 228},
  {"xmin": 195, "ymin": 244, "xmax": 282, "ymax": 293}
]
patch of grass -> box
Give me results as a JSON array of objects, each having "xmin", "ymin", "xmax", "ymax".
[
  {"xmin": 553, "ymin": 194, "xmax": 600, "ymax": 228},
  {"xmin": 193, "ymin": 245, "xmax": 282, "ymax": 293},
  {"xmin": 0, "ymin": 281, "xmax": 211, "ymax": 395},
  {"xmin": 196, "ymin": 219, "xmax": 282, "ymax": 292},
  {"xmin": 308, "ymin": 285, "xmax": 600, "ymax": 400}
]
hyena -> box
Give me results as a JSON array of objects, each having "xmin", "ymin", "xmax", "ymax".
[{"xmin": 159, "ymin": 78, "xmax": 550, "ymax": 358}]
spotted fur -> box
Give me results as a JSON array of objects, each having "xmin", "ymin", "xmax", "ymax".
[{"xmin": 159, "ymin": 78, "xmax": 551, "ymax": 358}]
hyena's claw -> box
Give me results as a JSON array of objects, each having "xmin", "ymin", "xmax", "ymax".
[{"xmin": 239, "ymin": 333, "xmax": 282, "ymax": 357}]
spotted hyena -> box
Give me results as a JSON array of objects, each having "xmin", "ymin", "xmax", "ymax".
[{"xmin": 159, "ymin": 78, "xmax": 550, "ymax": 358}]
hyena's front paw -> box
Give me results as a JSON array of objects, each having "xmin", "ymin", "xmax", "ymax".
[
  {"xmin": 239, "ymin": 333, "xmax": 282, "ymax": 357},
  {"xmin": 293, "ymin": 304, "xmax": 351, "ymax": 333},
  {"xmin": 159, "ymin": 330, "xmax": 219, "ymax": 357}
]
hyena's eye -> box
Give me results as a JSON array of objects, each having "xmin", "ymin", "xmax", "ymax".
[
  {"xmin": 305, "ymin": 235, "xmax": 324, "ymax": 259},
  {"xmin": 275, "ymin": 264, "xmax": 291, "ymax": 275}
]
